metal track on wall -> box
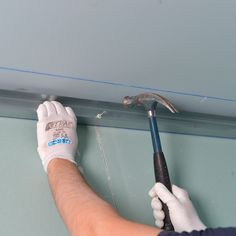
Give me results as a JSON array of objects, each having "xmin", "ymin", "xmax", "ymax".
[{"xmin": 1, "ymin": 89, "xmax": 236, "ymax": 139}]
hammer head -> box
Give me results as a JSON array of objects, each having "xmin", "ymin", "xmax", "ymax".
[{"xmin": 123, "ymin": 93, "xmax": 178, "ymax": 113}]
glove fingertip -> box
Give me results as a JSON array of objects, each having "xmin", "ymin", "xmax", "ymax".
[
  {"xmin": 36, "ymin": 104, "xmax": 48, "ymax": 120},
  {"xmin": 151, "ymin": 197, "xmax": 162, "ymax": 210},
  {"xmin": 65, "ymin": 107, "xmax": 77, "ymax": 120},
  {"xmin": 148, "ymin": 187, "xmax": 156, "ymax": 198},
  {"xmin": 155, "ymin": 219, "xmax": 164, "ymax": 229},
  {"xmin": 153, "ymin": 209, "xmax": 165, "ymax": 220}
]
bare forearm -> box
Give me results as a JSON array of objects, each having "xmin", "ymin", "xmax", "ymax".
[
  {"xmin": 47, "ymin": 159, "xmax": 161, "ymax": 236},
  {"xmin": 48, "ymin": 159, "xmax": 117, "ymax": 235}
]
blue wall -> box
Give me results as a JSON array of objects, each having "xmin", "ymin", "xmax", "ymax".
[{"xmin": 0, "ymin": 117, "xmax": 235, "ymax": 235}]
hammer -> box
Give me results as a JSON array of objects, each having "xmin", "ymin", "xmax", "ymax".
[{"xmin": 123, "ymin": 93, "xmax": 178, "ymax": 231}]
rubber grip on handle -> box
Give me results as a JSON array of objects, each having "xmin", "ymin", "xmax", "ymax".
[{"xmin": 153, "ymin": 152, "xmax": 174, "ymax": 231}]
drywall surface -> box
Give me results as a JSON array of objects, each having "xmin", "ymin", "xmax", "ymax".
[
  {"xmin": 0, "ymin": 0, "xmax": 236, "ymax": 117},
  {"xmin": 0, "ymin": 117, "xmax": 236, "ymax": 235}
]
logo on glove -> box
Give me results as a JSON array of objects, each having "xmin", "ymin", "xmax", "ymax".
[{"xmin": 46, "ymin": 120, "xmax": 73, "ymax": 131}]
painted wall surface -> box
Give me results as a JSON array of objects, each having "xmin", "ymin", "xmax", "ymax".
[{"xmin": 0, "ymin": 117, "xmax": 236, "ymax": 235}]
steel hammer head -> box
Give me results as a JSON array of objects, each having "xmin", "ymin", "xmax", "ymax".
[{"xmin": 123, "ymin": 93, "xmax": 178, "ymax": 113}]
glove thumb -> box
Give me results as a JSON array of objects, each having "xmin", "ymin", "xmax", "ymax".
[
  {"xmin": 172, "ymin": 185, "xmax": 189, "ymax": 201},
  {"xmin": 150, "ymin": 183, "xmax": 176, "ymax": 205}
]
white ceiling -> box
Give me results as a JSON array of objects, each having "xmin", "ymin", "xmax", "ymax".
[{"xmin": 0, "ymin": 0, "xmax": 236, "ymax": 117}]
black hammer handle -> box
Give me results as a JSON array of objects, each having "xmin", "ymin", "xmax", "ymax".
[{"xmin": 153, "ymin": 152, "xmax": 174, "ymax": 231}]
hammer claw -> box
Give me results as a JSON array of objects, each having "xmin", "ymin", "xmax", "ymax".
[{"xmin": 123, "ymin": 93, "xmax": 178, "ymax": 113}]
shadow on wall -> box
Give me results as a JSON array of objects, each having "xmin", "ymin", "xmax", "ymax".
[{"xmin": 75, "ymin": 124, "xmax": 89, "ymax": 164}]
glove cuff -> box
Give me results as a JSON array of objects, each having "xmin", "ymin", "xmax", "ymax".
[
  {"xmin": 43, "ymin": 155, "xmax": 77, "ymax": 173},
  {"xmin": 193, "ymin": 221, "xmax": 207, "ymax": 232}
]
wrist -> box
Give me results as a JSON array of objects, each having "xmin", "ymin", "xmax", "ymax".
[
  {"xmin": 42, "ymin": 154, "xmax": 76, "ymax": 173},
  {"xmin": 47, "ymin": 158, "xmax": 77, "ymax": 174}
]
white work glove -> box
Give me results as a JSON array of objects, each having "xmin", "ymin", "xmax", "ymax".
[
  {"xmin": 37, "ymin": 101, "xmax": 78, "ymax": 172},
  {"xmin": 149, "ymin": 183, "xmax": 206, "ymax": 233}
]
